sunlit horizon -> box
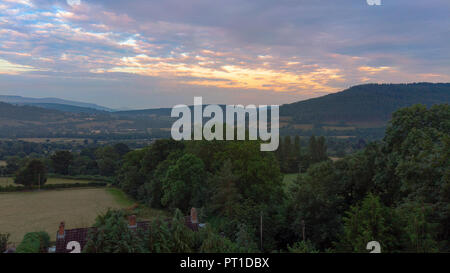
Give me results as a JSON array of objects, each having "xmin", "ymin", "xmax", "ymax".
[{"xmin": 0, "ymin": 0, "xmax": 449, "ymax": 109}]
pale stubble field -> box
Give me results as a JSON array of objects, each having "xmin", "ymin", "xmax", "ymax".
[{"xmin": 0, "ymin": 188, "xmax": 127, "ymax": 244}]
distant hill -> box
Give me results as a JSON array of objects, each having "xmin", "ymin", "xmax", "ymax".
[
  {"xmin": 0, "ymin": 102, "xmax": 68, "ymax": 121},
  {"xmin": 280, "ymin": 83, "xmax": 450, "ymax": 126},
  {"xmin": 114, "ymin": 105, "xmax": 228, "ymax": 118},
  {"xmin": 114, "ymin": 107, "xmax": 173, "ymax": 117},
  {"xmin": 0, "ymin": 83, "xmax": 448, "ymax": 139},
  {"xmin": 115, "ymin": 83, "xmax": 450, "ymax": 127},
  {"xmin": 0, "ymin": 95, "xmax": 114, "ymax": 112},
  {"xmin": 0, "ymin": 101, "xmax": 171, "ymax": 138},
  {"xmin": 26, "ymin": 103, "xmax": 107, "ymax": 114}
]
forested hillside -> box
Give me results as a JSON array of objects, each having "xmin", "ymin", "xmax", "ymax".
[
  {"xmin": 0, "ymin": 83, "xmax": 448, "ymax": 139},
  {"xmin": 24, "ymin": 103, "xmax": 108, "ymax": 114},
  {"xmin": 0, "ymin": 102, "xmax": 68, "ymax": 121},
  {"xmin": 0, "ymin": 102, "xmax": 171, "ymax": 139},
  {"xmin": 280, "ymin": 83, "xmax": 450, "ymax": 125}
]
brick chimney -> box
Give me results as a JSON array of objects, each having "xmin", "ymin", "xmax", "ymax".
[
  {"xmin": 190, "ymin": 207, "xmax": 198, "ymax": 224},
  {"xmin": 128, "ymin": 215, "xmax": 137, "ymax": 228},
  {"xmin": 57, "ymin": 221, "xmax": 65, "ymax": 239}
]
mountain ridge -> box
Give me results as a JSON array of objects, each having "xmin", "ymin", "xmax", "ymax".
[
  {"xmin": 280, "ymin": 82, "xmax": 450, "ymax": 125},
  {"xmin": 0, "ymin": 95, "xmax": 114, "ymax": 112},
  {"xmin": 0, "ymin": 83, "xmax": 448, "ymax": 139}
]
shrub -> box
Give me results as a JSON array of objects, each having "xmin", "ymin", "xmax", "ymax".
[
  {"xmin": 288, "ymin": 240, "xmax": 319, "ymax": 253},
  {"xmin": 199, "ymin": 227, "xmax": 240, "ymax": 253},
  {"xmin": 47, "ymin": 174, "xmax": 113, "ymax": 183},
  {"xmin": 84, "ymin": 209, "xmax": 146, "ymax": 253},
  {"xmin": 0, "ymin": 233, "xmax": 10, "ymax": 253},
  {"xmin": 0, "ymin": 182, "xmax": 107, "ymax": 192},
  {"xmin": 16, "ymin": 232, "xmax": 50, "ymax": 253},
  {"xmin": 144, "ymin": 218, "xmax": 174, "ymax": 253}
]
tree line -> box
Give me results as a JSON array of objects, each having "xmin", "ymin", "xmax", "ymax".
[
  {"xmin": 3, "ymin": 143, "xmax": 130, "ymax": 188},
  {"xmin": 275, "ymin": 135, "xmax": 328, "ymax": 173}
]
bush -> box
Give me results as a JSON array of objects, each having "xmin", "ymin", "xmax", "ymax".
[
  {"xmin": 199, "ymin": 227, "xmax": 240, "ymax": 253},
  {"xmin": 46, "ymin": 174, "xmax": 113, "ymax": 183},
  {"xmin": 0, "ymin": 185, "xmax": 21, "ymax": 192},
  {"xmin": 0, "ymin": 233, "xmax": 10, "ymax": 253},
  {"xmin": 16, "ymin": 232, "xmax": 50, "ymax": 253},
  {"xmin": 0, "ymin": 182, "xmax": 107, "ymax": 192},
  {"xmin": 84, "ymin": 209, "xmax": 146, "ymax": 253},
  {"xmin": 144, "ymin": 218, "xmax": 174, "ymax": 253},
  {"xmin": 41, "ymin": 182, "xmax": 107, "ymax": 190},
  {"xmin": 288, "ymin": 240, "xmax": 319, "ymax": 253}
]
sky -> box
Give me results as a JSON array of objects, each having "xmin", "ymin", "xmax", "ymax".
[{"xmin": 0, "ymin": 0, "xmax": 449, "ymax": 109}]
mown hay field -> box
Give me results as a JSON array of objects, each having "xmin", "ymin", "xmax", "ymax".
[{"xmin": 0, "ymin": 188, "xmax": 128, "ymax": 243}]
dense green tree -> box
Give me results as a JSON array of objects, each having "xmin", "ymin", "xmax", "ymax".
[
  {"xmin": 209, "ymin": 160, "xmax": 242, "ymax": 219},
  {"xmin": 294, "ymin": 135, "xmax": 301, "ymax": 156},
  {"xmin": 288, "ymin": 161, "xmax": 343, "ymax": 249},
  {"xmin": 396, "ymin": 202, "xmax": 439, "ymax": 252},
  {"xmin": 50, "ymin": 150, "xmax": 73, "ymax": 175},
  {"xmin": 140, "ymin": 139, "xmax": 185, "ymax": 174},
  {"xmin": 287, "ymin": 240, "xmax": 319, "ymax": 253},
  {"xmin": 68, "ymin": 155, "xmax": 97, "ymax": 176},
  {"xmin": 335, "ymin": 194, "xmax": 398, "ymax": 253},
  {"xmin": 276, "ymin": 135, "xmax": 303, "ymax": 173},
  {"xmin": 283, "ymin": 135, "xmax": 292, "ymax": 158},
  {"xmin": 80, "ymin": 147, "xmax": 96, "ymax": 159},
  {"xmin": 143, "ymin": 152, "xmax": 182, "ymax": 207},
  {"xmin": 199, "ymin": 226, "xmax": 239, "ymax": 253},
  {"xmin": 215, "ymin": 141, "xmax": 283, "ymax": 205},
  {"xmin": 15, "ymin": 231, "xmax": 50, "ymax": 253},
  {"xmin": 144, "ymin": 218, "xmax": 174, "ymax": 253},
  {"xmin": 113, "ymin": 143, "xmax": 130, "ymax": 157},
  {"xmin": 235, "ymin": 224, "xmax": 259, "ymax": 253},
  {"xmin": 84, "ymin": 210, "xmax": 146, "ymax": 253},
  {"xmin": 334, "ymin": 146, "xmax": 378, "ymax": 206},
  {"xmin": 308, "ymin": 135, "xmax": 328, "ymax": 164},
  {"xmin": 381, "ymin": 104, "xmax": 450, "ymax": 247},
  {"xmin": 14, "ymin": 159, "xmax": 47, "ymax": 188},
  {"xmin": 95, "ymin": 146, "xmax": 120, "ymax": 176},
  {"xmin": 170, "ymin": 209, "xmax": 195, "ymax": 252},
  {"xmin": 115, "ymin": 148, "xmax": 147, "ymax": 198},
  {"xmin": 5, "ymin": 156, "xmax": 21, "ymax": 175},
  {"xmin": 184, "ymin": 140, "xmax": 227, "ymax": 173},
  {"xmin": 161, "ymin": 153, "xmax": 206, "ymax": 211}
]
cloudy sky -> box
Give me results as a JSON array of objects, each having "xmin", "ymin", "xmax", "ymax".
[{"xmin": 0, "ymin": 0, "xmax": 449, "ymax": 109}]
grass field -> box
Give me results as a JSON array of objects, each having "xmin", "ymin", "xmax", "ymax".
[
  {"xmin": 0, "ymin": 177, "xmax": 94, "ymax": 187},
  {"xmin": 323, "ymin": 126, "xmax": 356, "ymax": 131},
  {"xmin": 0, "ymin": 188, "xmax": 129, "ymax": 243}
]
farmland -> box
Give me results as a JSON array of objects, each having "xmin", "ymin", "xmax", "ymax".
[
  {"xmin": 0, "ymin": 188, "xmax": 128, "ymax": 243},
  {"xmin": 0, "ymin": 177, "xmax": 94, "ymax": 187}
]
